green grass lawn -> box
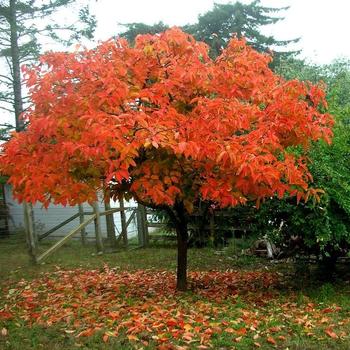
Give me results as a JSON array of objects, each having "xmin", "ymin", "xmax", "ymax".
[{"xmin": 0, "ymin": 233, "xmax": 350, "ymax": 350}]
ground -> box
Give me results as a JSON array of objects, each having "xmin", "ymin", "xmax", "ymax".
[{"xmin": 0, "ymin": 234, "xmax": 350, "ymax": 350}]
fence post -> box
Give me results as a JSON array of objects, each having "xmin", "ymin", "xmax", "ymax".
[
  {"xmin": 92, "ymin": 202, "xmax": 104, "ymax": 254},
  {"xmin": 209, "ymin": 212, "xmax": 215, "ymax": 246},
  {"xmin": 23, "ymin": 202, "xmax": 37, "ymax": 263},
  {"xmin": 0, "ymin": 184, "xmax": 10, "ymax": 237},
  {"xmin": 137, "ymin": 204, "xmax": 145, "ymax": 247},
  {"xmin": 119, "ymin": 197, "xmax": 128, "ymax": 247},
  {"xmin": 141, "ymin": 205, "xmax": 149, "ymax": 246},
  {"xmin": 78, "ymin": 204, "xmax": 87, "ymax": 245},
  {"xmin": 104, "ymin": 201, "xmax": 117, "ymax": 248}
]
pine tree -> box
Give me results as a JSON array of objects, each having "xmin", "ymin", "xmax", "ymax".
[
  {"xmin": 119, "ymin": 1, "xmax": 298, "ymax": 59},
  {"xmin": 118, "ymin": 21, "xmax": 168, "ymax": 44}
]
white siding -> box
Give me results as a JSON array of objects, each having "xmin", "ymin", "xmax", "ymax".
[{"xmin": 5, "ymin": 185, "xmax": 138, "ymax": 239}]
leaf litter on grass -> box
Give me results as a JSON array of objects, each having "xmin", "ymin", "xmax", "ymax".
[{"xmin": 0, "ymin": 267, "xmax": 349, "ymax": 349}]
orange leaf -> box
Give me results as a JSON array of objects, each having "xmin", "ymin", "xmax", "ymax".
[
  {"xmin": 267, "ymin": 336, "xmax": 277, "ymax": 345},
  {"xmin": 235, "ymin": 327, "xmax": 247, "ymax": 336},
  {"xmin": 224, "ymin": 327, "xmax": 235, "ymax": 333},
  {"xmin": 325, "ymin": 328, "xmax": 338, "ymax": 339},
  {"xmin": 269, "ymin": 326, "xmax": 281, "ymax": 332},
  {"xmin": 77, "ymin": 328, "xmax": 94, "ymax": 337},
  {"xmin": 127, "ymin": 334, "xmax": 139, "ymax": 341},
  {"xmin": 166, "ymin": 318, "xmax": 177, "ymax": 327},
  {"xmin": 183, "ymin": 323, "xmax": 193, "ymax": 331}
]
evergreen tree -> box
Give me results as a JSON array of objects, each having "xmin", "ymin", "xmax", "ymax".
[
  {"xmin": 118, "ymin": 21, "xmax": 168, "ymax": 44},
  {"xmin": 184, "ymin": 1, "xmax": 298, "ymax": 58},
  {"xmin": 120, "ymin": 1, "xmax": 298, "ymax": 59}
]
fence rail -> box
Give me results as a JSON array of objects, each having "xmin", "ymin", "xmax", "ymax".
[
  {"xmin": 36, "ymin": 214, "xmax": 96, "ymax": 263},
  {"xmin": 21, "ymin": 201, "xmax": 149, "ymax": 264},
  {"xmin": 19, "ymin": 201, "xmax": 250, "ymax": 263},
  {"xmin": 38, "ymin": 213, "xmax": 80, "ymax": 241}
]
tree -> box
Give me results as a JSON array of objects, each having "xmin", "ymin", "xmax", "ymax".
[
  {"xmin": 275, "ymin": 57, "xmax": 324, "ymax": 84},
  {"xmin": 118, "ymin": 21, "xmax": 169, "ymax": 45},
  {"xmin": 120, "ymin": 1, "xmax": 298, "ymax": 59},
  {"xmin": 185, "ymin": 1, "xmax": 298, "ymax": 58},
  {"xmin": 253, "ymin": 59, "xmax": 350, "ymax": 267},
  {"xmin": 250, "ymin": 122, "xmax": 350, "ymax": 272},
  {"xmin": 0, "ymin": 28, "xmax": 333, "ymax": 290},
  {"xmin": 0, "ymin": 0, "xmax": 96, "ymax": 135}
]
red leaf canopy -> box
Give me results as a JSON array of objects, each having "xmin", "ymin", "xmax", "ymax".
[{"xmin": 0, "ymin": 28, "xmax": 333, "ymax": 210}]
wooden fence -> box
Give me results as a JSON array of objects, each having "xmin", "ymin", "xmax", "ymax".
[
  {"xmin": 23, "ymin": 203, "xmax": 149, "ymax": 264},
  {"xmin": 145, "ymin": 208, "xmax": 250, "ymax": 244},
  {"xmin": 22, "ymin": 203, "xmax": 250, "ymax": 263}
]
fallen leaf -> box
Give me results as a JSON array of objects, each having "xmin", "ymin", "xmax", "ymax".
[
  {"xmin": 166, "ymin": 318, "xmax": 177, "ymax": 327},
  {"xmin": 0, "ymin": 311, "xmax": 12, "ymax": 320},
  {"xmin": 224, "ymin": 327, "xmax": 235, "ymax": 333},
  {"xmin": 77, "ymin": 329, "xmax": 94, "ymax": 337},
  {"xmin": 267, "ymin": 336, "xmax": 277, "ymax": 345},
  {"xmin": 325, "ymin": 328, "xmax": 338, "ymax": 339},
  {"xmin": 127, "ymin": 334, "xmax": 139, "ymax": 341},
  {"xmin": 235, "ymin": 327, "xmax": 247, "ymax": 335},
  {"xmin": 184, "ymin": 324, "xmax": 192, "ymax": 331}
]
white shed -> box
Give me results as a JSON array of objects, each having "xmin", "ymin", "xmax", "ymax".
[{"xmin": 3, "ymin": 184, "xmax": 138, "ymax": 239}]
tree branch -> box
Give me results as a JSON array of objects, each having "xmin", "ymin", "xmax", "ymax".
[
  {"xmin": 0, "ymin": 74, "xmax": 13, "ymax": 83},
  {"xmin": 0, "ymin": 105, "xmax": 14, "ymax": 113}
]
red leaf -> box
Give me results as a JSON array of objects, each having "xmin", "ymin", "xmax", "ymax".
[
  {"xmin": 235, "ymin": 327, "xmax": 247, "ymax": 336},
  {"xmin": 0, "ymin": 311, "xmax": 13, "ymax": 320}
]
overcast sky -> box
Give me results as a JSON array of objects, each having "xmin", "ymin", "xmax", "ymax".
[{"xmin": 90, "ymin": 0, "xmax": 350, "ymax": 65}]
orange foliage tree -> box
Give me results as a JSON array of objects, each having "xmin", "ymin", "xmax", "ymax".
[{"xmin": 0, "ymin": 28, "xmax": 333, "ymax": 290}]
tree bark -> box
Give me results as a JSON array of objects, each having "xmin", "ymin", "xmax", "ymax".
[
  {"xmin": 104, "ymin": 201, "xmax": 117, "ymax": 248},
  {"xmin": 133, "ymin": 196, "xmax": 190, "ymax": 291},
  {"xmin": 176, "ymin": 220, "xmax": 188, "ymax": 291},
  {"xmin": 168, "ymin": 203, "xmax": 189, "ymax": 291},
  {"xmin": 9, "ymin": 0, "xmax": 24, "ymax": 131},
  {"xmin": 9, "ymin": 0, "xmax": 38, "ymax": 262}
]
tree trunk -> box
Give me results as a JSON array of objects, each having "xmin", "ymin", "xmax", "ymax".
[
  {"xmin": 137, "ymin": 200, "xmax": 190, "ymax": 291},
  {"xmin": 317, "ymin": 255, "xmax": 337, "ymax": 281},
  {"xmin": 171, "ymin": 202, "xmax": 189, "ymax": 292},
  {"xmin": 9, "ymin": 0, "xmax": 24, "ymax": 131},
  {"xmin": 176, "ymin": 221, "xmax": 188, "ymax": 291},
  {"xmin": 9, "ymin": 1, "xmax": 38, "ymax": 260},
  {"xmin": 105, "ymin": 201, "xmax": 117, "ymax": 248}
]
